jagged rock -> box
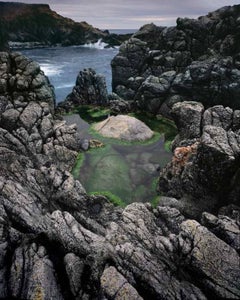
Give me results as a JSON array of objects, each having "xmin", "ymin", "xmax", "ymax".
[
  {"xmin": 101, "ymin": 267, "xmax": 143, "ymax": 300},
  {"xmin": 0, "ymin": 53, "xmax": 240, "ymax": 299},
  {"xmin": 179, "ymin": 219, "xmax": 240, "ymax": 299},
  {"xmin": 112, "ymin": 5, "xmax": 240, "ymax": 114},
  {"xmin": 93, "ymin": 115, "xmax": 153, "ymax": 141},
  {"xmin": 171, "ymin": 101, "xmax": 204, "ymax": 147},
  {"xmin": 201, "ymin": 212, "xmax": 240, "ymax": 252},
  {"xmin": 66, "ymin": 68, "xmax": 109, "ymax": 106},
  {"xmin": 109, "ymin": 98, "xmax": 132, "ymax": 114},
  {"xmin": 159, "ymin": 101, "xmax": 240, "ymax": 218}
]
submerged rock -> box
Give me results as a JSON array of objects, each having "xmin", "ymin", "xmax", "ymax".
[{"xmin": 93, "ymin": 115, "xmax": 154, "ymax": 141}]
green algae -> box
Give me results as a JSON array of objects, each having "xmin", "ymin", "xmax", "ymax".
[
  {"xmin": 69, "ymin": 105, "xmax": 176, "ymax": 205},
  {"xmin": 89, "ymin": 191, "xmax": 126, "ymax": 208},
  {"xmin": 71, "ymin": 153, "xmax": 85, "ymax": 179}
]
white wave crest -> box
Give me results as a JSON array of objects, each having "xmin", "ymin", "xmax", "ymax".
[
  {"xmin": 81, "ymin": 39, "xmax": 109, "ymax": 50},
  {"xmin": 40, "ymin": 64, "xmax": 63, "ymax": 76},
  {"xmin": 55, "ymin": 83, "xmax": 74, "ymax": 89}
]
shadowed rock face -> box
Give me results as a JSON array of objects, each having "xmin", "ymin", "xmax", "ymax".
[
  {"xmin": 66, "ymin": 68, "xmax": 109, "ymax": 107},
  {"xmin": 0, "ymin": 53, "xmax": 240, "ymax": 299},
  {"xmin": 112, "ymin": 5, "xmax": 240, "ymax": 115}
]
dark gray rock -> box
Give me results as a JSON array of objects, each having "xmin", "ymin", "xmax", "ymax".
[
  {"xmin": 112, "ymin": 5, "xmax": 240, "ymax": 114},
  {"xmin": 66, "ymin": 68, "xmax": 109, "ymax": 106},
  {"xmin": 101, "ymin": 266, "xmax": 143, "ymax": 300},
  {"xmin": 109, "ymin": 98, "xmax": 132, "ymax": 114},
  {"xmin": 172, "ymin": 101, "xmax": 204, "ymax": 146},
  {"xmin": 159, "ymin": 102, "xmax": 240, "ymax": 219},
  {"xmin": 201, "ymin": 212, "xmax": 240, "ymax": 252},
  {"xmin": 0, "ymin": 53, "xmax": 240, "ymax": 300}
]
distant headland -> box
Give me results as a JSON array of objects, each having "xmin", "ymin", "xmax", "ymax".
[{"xmin": 0, "ymin": 1, "xmax": 131, "ymax": 48}]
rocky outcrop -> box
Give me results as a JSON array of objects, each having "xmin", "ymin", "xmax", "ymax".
[
  {"xmin": 93, "ymin": 115, "xmax": 154, "ymax": 141},
  {"xmin": 159, "ymin": 101, "xmax": 240, "ymax": 219},
  {"xmin": 112, "ymin": 5, "xmax": 240, "ymax": 114},
  {"xmin": 65, "ymin": 68, "xmax": 109, "ymax": 107},
  {"xmin": 0, "ymin": 2, "xmax": 130, "ymax": 48},
  {"xmin": 0, "ymin": 53, "xmax": 239, "ymax": 299}
]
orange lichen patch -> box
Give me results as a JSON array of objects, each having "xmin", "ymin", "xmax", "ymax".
[{"xmin": 172, "ymin": 142, "xmax": 199, "ymax": 174}]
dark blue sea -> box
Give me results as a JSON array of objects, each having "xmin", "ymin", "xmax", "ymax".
[
  {"xmin": 20, "ymin": 29, "xmax": 136, "ymax": 103},
  {"xmin": 21, "ymin": 45, "xmax": 118, "ymax": 103}
]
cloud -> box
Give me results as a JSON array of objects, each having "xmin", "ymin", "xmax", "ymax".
[{"xmin": 1, "ymin": 0, "xmax": 239, "ymax": 28}]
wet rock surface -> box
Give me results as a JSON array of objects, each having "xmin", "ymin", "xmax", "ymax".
[
  {"xmin": 0, "ymin": 52, "xmax": 239, "ymax": 299},
  {"xmin": 112, "ymin": 5, "xmax": 240, "ymax": 114}
]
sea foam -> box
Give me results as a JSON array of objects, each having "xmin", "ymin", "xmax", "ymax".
[
  {"xmin": 81, "ymin": 39, "xmax": 109, "ymax": 50},
  {"xmin": 40, "ymin": 63, "xmax": 63, "ymax": 76}
]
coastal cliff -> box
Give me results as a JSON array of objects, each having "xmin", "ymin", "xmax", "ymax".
[
  {"xmin": 0, "ymin": 2, "xmax": 130, "ymax": 47},
  {"xmin": 112, "ymin": 5, "xmax": 240, "ymax": 114}
]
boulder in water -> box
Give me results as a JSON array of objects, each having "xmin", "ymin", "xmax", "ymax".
[{"xmin": 93, "ymin": 115, "xmax": 153, "ymax": 141}]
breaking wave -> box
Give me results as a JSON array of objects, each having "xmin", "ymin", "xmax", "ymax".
[{"xmin": 81, "ymin": 39, "xmax": 109, "ymax": 50}]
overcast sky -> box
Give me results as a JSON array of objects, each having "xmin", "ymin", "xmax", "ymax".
[{"xmin": 2, "ymin": 0, "xmax": 240, "ymax": 29}]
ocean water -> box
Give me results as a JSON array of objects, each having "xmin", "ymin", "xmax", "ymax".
[
  {"xmin": 109, "ymin": 29, "xmax": 137, "ymax": 34},
  {"xmin": 20, "ymin": 43, "xmax": 119, "ymax": 103}
]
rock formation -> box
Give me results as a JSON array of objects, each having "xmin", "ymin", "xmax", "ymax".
[
  {"xmin": 159, "ymin": 101, "xmax": 240, "ymax": 219},
  {"xmin": 112, "ymin": 5, "xmax": 240, "ymax": 114},
  {"xmin": 65, "ymin": 68, "xmax": 109, "ymax": 107},
  {"xmin": 0, "ymin": 52, "xmax": 239, "ymax": 299},
  {"xmin": 93, "ymin": 115, "xmax": 153, "ymax": 141},
  {"xmin": 0, "ymin": 2, "xmax": 131, "ymax": 48}
]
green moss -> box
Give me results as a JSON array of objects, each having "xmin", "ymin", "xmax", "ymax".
[
  {"xmin": 68, "ymin": 105, "xmax": 111, "ymax": 123},
  {"xmin": 151, "ymin": 196, "xmax": 161, "ymax": 208},
  {"xmin": 151, "ymin": 177, "xmax": 159, "ymax": 191},
  {"xmin": 148, "ymin": 177, "xmax": 161, "ymax": 208},
  {"xmin": 88, "ymin": 125, "xmax": 161, "ymax": 146},
  {"xmin": 129, "ymin": 112, "xmax": 177, "ymax": 141},
  {"xmin": 71, "ymin": 153, "xmax": 85, "ymax": 179},
  {"xmin": 90, "ymin": 191, "xmax": 126, "ymax": 207},
  {"xmin": 164, "ymin": 140, "xmax": 172, "ymax": 152}
]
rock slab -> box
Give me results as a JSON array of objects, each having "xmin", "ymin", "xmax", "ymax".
[{"xmin": 93, "ymin": 115, "xmax": 154, "ymax": 141}]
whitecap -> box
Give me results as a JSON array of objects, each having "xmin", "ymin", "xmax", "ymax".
[
  {"xmin": 40, "ymin": 63, "xmax": 63, "ymax": 76},
  {"xmin": 55, "ymin": 83, "xmax": 74, "ymax": 89},
  {"xmin": 81, "ymin": 39, "xmax": 109, "ymax": 50}
]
